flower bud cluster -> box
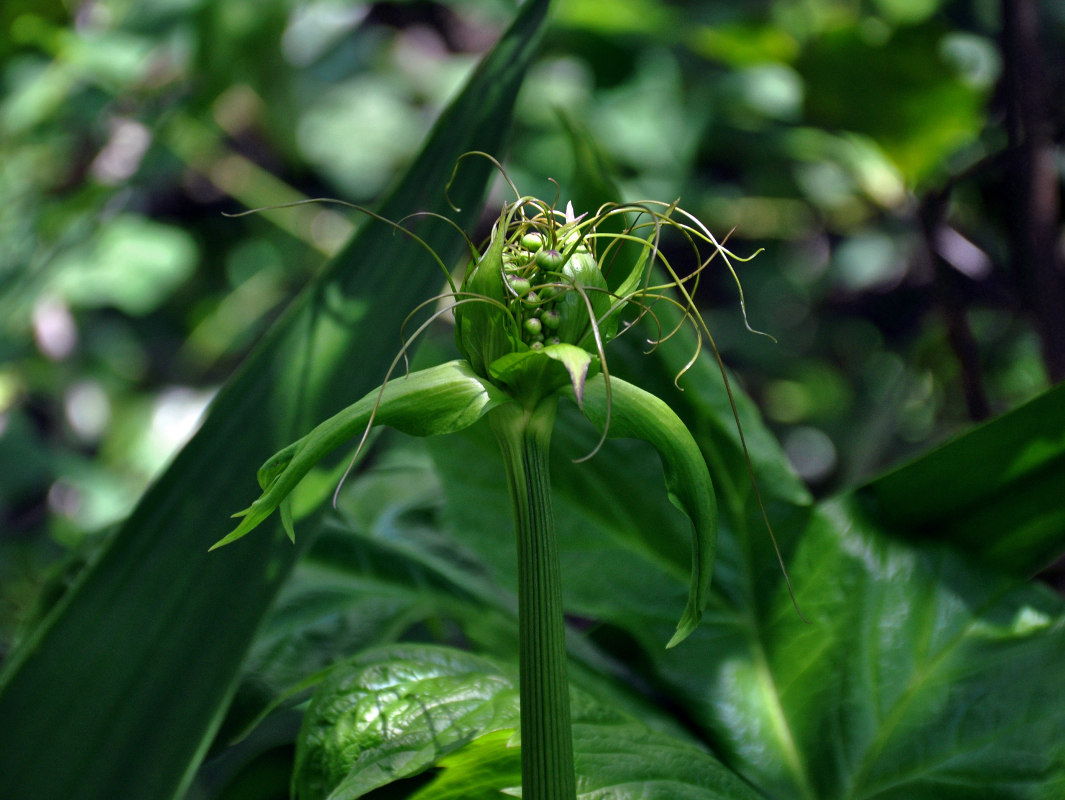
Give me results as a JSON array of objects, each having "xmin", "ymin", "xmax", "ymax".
[
  {"xmin": 454, "ymin": 201, "xmax": 614, "ymax": 397},
  {"xmin": 502, "ymin": 231, "xmax": 567, "ymax": 351}
]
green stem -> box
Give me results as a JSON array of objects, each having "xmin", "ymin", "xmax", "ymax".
[{"xmin": 490, "ymin": 398, "xmax": 576, "ymax": 800}]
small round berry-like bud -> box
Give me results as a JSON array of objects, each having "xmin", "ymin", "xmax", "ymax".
[
  {"xmin": 524, "ymin": 317, "xmax": 543, "ymax": 336},
  {"xmin": 521, "ymin": 291, "xmax": 540, "ymax": 307},
  {"xmin": 530, "ymin": 340, "xmax": 544, "ymax": 350},
  {"xmin": 536, "ymin": 248, "xmax": 563, "ymax": 270},
  {"xmin": 521, "ymin": 232, "xmax": 544, "ymax": 252},
  {"xmin": 507, "ymin": 275, "xmax": 531, "ymax": 296},
  {"xmin": 541, "ymin": 309, "xmax": 561, "ymax": 330}
]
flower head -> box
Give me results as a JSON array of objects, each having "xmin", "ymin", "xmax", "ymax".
[
  {"xmin": 454, "ymin": 198, "xmax": 615, "ymax": 410},
  {"xmin": 213, "ymin": 168, "xmax": 773, "ymax": 645}
]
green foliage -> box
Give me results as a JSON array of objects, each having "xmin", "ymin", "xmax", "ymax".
[
  {"xmin": 2, "ymin": 1, "xmax": 1065, "ymax": 799},
  {"xmin": 280, "ymin": 335, "xmax": 1065, "ymax": 799}
]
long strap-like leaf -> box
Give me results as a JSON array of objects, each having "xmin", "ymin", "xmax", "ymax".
[{"xmin": 0, "ymin": 3, "xmax": 550, "ymax": 798}]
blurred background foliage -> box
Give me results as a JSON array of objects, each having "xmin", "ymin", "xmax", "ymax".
[{"xmin": 1, "ymin": 0, "xmax": 1063, "ymax": 656}]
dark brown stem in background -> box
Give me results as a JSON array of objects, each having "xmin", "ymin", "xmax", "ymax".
[
  {"xmin": 919, "ymin": 191, "xmax": 992, "ymax": 421},
  {"xmin": 1001, "ymin": 0, "xmax": 1065, "ymax": 382}
]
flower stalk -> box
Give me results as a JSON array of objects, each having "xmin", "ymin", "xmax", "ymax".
[{"xmin": 490, "ymin": 398, "xmax": 575, "ymax": 800}]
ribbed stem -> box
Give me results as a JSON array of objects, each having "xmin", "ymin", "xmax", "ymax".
[{"xmin": 490, "ymin": 398, "xmax": 576, "ymax": 800}]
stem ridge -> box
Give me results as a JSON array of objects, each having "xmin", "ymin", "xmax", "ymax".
[{"xmin": 491, "ymin": 399, "xmax": 576, "ymax": 800}]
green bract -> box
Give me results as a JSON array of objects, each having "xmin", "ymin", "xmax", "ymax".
[{"xmin": 454, "ymin": 201, "xmax": 614, "ymax": 409}]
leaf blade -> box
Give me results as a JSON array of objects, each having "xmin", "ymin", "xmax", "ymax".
[{"xmin": 856, "ymin": 382, "xmax": 1065, "ymax": 575}]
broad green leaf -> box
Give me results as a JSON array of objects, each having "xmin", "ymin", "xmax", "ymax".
[
  {"xmin": 647, "ymin": 495, "xmax": 1065, "ymax": 799},
  {"xmin": 577, "ymin": 374, "xmax": 717, "ymax": 648},
  {"xmin": 856, "ymin": 382, "xmax": 1065, "ymax": 576},
  {"xmin": 409, "ymin": 730, "xmax": 523, "ymax": 800},
  {"xmin": 0, "ymin": 2, "xmax": 552, "ymax": 797},
  {"xmin": 213, "ymin": 361, "xmax": 508, "ymax": 549},
  {"xmin": 293, "ymin": 644, "xmax": 764, "ymax": 800}
]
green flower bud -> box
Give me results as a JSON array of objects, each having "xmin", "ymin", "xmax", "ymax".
[
  {"xmin": 521, "ymin": 232, "xmax": 544, "ymax": 252},
  {"xmin": 455, "ymin": 205, "xmax": 614, "ymax": 407},
  {"xmin": 505, "ymin": 250, "xmax": 529, "ymax": 268},
  {"xmin": 553, "ymin": 245, "xmax": 610, "ymax": 345},
  {"xmin": 454, "ymin": 216, "xmax": 521, "ymax": 378},
  {"xmin": 536, "ymin": 248, "xmax": 564, "ymax": 271},
  {"xmin": 508, "ymin": 275, "xmax": 531, "ymax": 296}
]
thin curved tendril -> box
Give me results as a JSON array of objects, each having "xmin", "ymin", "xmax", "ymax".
[
  {"xmin": 600, "ymin": 291, "xmax": 666, "ymax": 350},
  {"xmin": 224, "ymin": 197, "xmax": 458, "ymax": 293},
  {"xmin": 590, "ymin": 201, "xmax": 799, "ymax": 617},
  {"xmin": 397, "ymin": 210, "xmax": 480, "ymax": 265},
  {"xmin": 701, "ymin": 324, "xmax": 807, "ymax": 622},
  {"xmin": 667, "ymin": 207, "xmax": 774, "ymax": 342},
  {"xmin": 571, "ymin": 284, "xmax": 611, "ymax": 464},
  {"xmin": 648, "ymin": 241, "xmax": 803, "ymax": 614},
  {"xmin": 445, "ymin": 151, "xmax": 521, "ymax": 213}
]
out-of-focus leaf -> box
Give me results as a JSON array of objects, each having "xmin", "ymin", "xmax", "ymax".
[
  {"xmin": 293, "ymin": 644, "xmax": 764, "ymax": 800},
  {"xmin": 0, "ymin": 2, "xmax": 552, "ymax": 798},
  {"xmin": 856, "ymin": 382, "xmax": 1065, "ymax": 576},
  {"xmin": 49, "ymin": 215, "xmax": 198, "ymax": 315},
  {"xmin": 797, "ymin": 24, "xmax": 986, "ymax": 183}
]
